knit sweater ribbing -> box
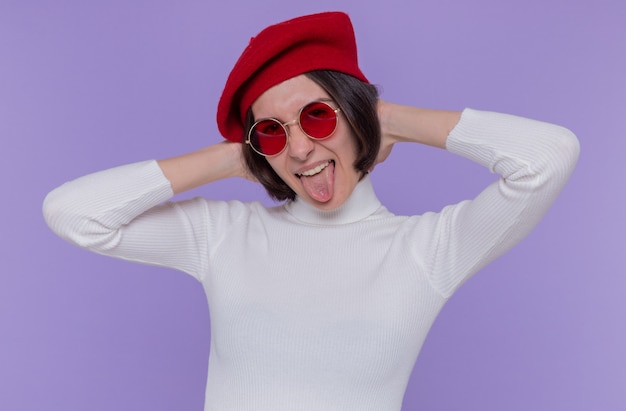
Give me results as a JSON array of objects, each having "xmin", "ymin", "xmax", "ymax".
[{"xmin": 43, "ymin": 108, "xmax": 579, "ymax": 410}]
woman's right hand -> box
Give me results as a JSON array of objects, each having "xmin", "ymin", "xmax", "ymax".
[
  {"xmin": 158, "ymin": 141, "xmax": 256, "ymax": 194},
  {"xmin": 232, "ymin": 142, "xmax": 259, "ymax": 183}
]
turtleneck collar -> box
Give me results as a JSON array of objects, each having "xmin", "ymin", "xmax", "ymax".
[{"xmin": 283, "ymin": 174, "xmax": 382, "ymax": 225}]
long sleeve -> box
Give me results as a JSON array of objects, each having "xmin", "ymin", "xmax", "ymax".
[
  {"xmin": 420, "ymin": 108, "xmax": 580, "ymax": 297},
  {"xmin": 42, "ymin": 160, "xmax": 211, "ymax": 281}
]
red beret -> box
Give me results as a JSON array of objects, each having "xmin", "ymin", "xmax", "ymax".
[{"xmin": 216, "ymin": 11, "xmax": 368, "ymax": 142}]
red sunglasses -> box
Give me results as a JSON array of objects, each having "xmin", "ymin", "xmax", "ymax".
[{"xmin": 246, "ymin": 100, "xmax": 341, "ymax": 157}]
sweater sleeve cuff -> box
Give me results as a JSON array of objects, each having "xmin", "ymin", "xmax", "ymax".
[
  {"xmin": 444, "ymin": 106, "xmax": 579, "ymax": 188},
  {"xmin": 445, "ymin": 108, "xmax": 500, "ymax": 169}
]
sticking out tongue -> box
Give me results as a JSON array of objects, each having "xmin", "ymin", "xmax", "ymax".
[{"xmin": 300, "ymin": 161, "xmax": 335, "ymax": 203}]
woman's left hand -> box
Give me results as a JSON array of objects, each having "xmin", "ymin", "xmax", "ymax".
[
  {"xmin": 371, "ymin": 99, "xmax": 396, "ymax": 171},
  {"xmin": 372, "ymin": 99, "xmax": 462, "ymax": 172}
]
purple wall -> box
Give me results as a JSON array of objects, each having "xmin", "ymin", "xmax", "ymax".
[{"xmin": 1, "ymin": 0, "xmax": 624, "ymax": 410}]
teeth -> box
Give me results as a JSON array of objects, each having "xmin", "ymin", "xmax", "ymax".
[{"xmin": 298, "ymin": 161, "xmax": 330, "ymax": 177}]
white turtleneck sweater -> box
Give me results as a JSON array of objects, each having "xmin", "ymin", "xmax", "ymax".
[{"xmin": 43, "ymin": 109, "xmax": 579, "ymax": 410}]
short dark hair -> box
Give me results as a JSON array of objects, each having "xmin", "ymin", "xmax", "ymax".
[{"xmin": 242, "ymin": 70, "xmax": 380, "ymax": 201}]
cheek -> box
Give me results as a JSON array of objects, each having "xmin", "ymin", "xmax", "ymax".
[
  {"xmin": 334, "ymin": 132, "xmax": 359, "ymax": 166},
  {"xmin": 266, "ymin": 157, "xmax": 293, "ymax": 182},
  {"xmin": 334, "ymin": 120, "xmax": 357, "ymax": 150}
]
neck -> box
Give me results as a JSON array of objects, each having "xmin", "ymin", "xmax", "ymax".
[{"xmin": 284, "ymin": 174, "xmax": 381, "ymax": 225}]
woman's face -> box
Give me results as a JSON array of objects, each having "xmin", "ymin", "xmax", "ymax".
[{"xmin": 251, "ymin": 74, "xmax": 361, "ymax": 210}]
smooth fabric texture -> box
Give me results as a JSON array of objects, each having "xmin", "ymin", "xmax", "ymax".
[{"xmin": 217, "ymin": 11, "xmax": 367, "ymax": 142}]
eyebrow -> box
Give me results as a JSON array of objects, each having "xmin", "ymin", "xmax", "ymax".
[{"xmin": 254, "ymin": 98, "xmax": 336, "ymax": 122}]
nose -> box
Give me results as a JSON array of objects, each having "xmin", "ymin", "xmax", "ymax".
[{"xmin": 286, "ymin": 123, "xmax": 314, "ymax": 160}]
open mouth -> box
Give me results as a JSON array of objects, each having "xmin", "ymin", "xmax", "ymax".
[
  {"xmin": 296, "ymin": 160, "xmax": 336, "ymax": 203},
  {"xmin": 296, "ymin": 160, "xmax": 334, "ymax": 178}
]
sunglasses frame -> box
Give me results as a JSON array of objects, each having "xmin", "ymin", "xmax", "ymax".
[{"xmin": 246, "ymin": 99, "xmax": 341, "ymax": 157}]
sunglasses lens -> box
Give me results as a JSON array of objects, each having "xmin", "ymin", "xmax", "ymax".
[
  {"xmin": 249, "ymin": 119, "xmax": 287, "ymax": 156},
  {"xmin": 299, "ymin": 101, "xmax": 338, "ymax": 139},
  {"xmin": 249, "ymin": 101, "xmax": 338, "ymax": 156}
]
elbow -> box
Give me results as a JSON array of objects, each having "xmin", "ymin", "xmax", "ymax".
[
  {"xmin": 508, "ymin": 124, "xmax": 581, "ymax": 192},
  {"xmin": 42, "ymin": 187, "xmax": 117, "ymax": 250},
  {"xmin": 43, "ymin": 187, "xmax": 70, "ymax": 239},
  {"xmin": 42, "ymin": 187, "xmax": 85, "ymax": 246},
  {"xmin": 526, "ymin": 125, "xmax": 580, "ymax": 192},
  {"xmin": 548, "ymin": 125, "xmax": 580, "ymax": 177}
]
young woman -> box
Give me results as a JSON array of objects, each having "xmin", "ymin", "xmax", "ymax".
[{"xmin": 43, "ymin": 11, "xmax": 579, "ymax": 411}]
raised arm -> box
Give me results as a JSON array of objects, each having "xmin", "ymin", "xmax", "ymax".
[
  {"xmin": 376, "ymin": 101, "xmax": 580, "ymax": 297},
  {"xmin": 374, "ymin": 100, "xmax": 461, "ymax": 167},
  {"xmin": 157, "ymin": 141, "xmax": 254, "ymax": 194},
  {"xmin": 43, "ymin": 142, "xmax": 252, "ymax": 279}
]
